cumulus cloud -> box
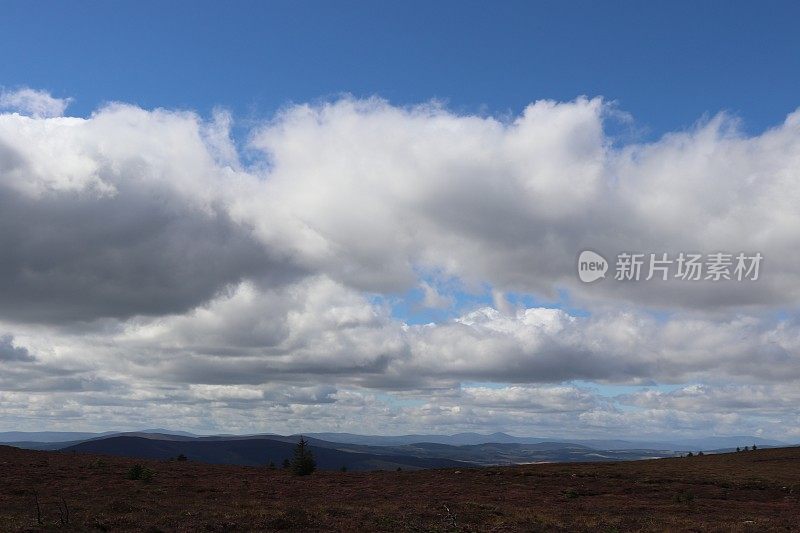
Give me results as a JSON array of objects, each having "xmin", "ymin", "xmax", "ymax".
[
  {"xmin": 3, "ymin": 95, "xmax": 798, "ymax": 323},
  {"xmin": 2, "ymin": 91, "xmax": 800, "ymax": 438},
  {"xmin": 0, "ymin": 105, "xmax": 302, "ymax": 323},
  {"xmin": 244, "ymin": 97, "xmax": 610, "ymax": 295},
  {"xmin": 0, "ymin": 333, "xmax": 113, "ymax": 393},
  {"xmin": 398, "ymin": 307, "xmax": 800, "ymax": 384},
  {"xmin": 243, "ymin": 97, "xmax": 800, "ymax": 311},
  {"xmin": 0, "ymin": 334, "xmax": 35, "ymax": 362},
  {"xmin": 0, "ymin": 87, "xmax": 71, "ymax": 118},
  {"xmin": 619, "ymin": 383, "xmax": 800, "ymax": 414},
  {"xmin": 111, "ymin": 277, "xmax": 407, "ymax": 385},
  {"xmin": 420, "ymin": 281, "xmax": 453, "ymax": 309}
]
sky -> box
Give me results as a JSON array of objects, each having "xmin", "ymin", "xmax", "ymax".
[{"xmin": 1, "ymin": 1, "xmax": 800, "ymax": 440}]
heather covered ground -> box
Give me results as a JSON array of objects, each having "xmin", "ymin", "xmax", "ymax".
[{"xmin": 1, "ymin": 445, "xmax": 799, "ymax": 531}]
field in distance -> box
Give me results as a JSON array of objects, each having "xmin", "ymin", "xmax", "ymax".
[{"xmin": 1, "ymin": 444, "xmax": 798, "ymax": 532}]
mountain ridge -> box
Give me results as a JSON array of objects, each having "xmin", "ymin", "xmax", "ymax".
[{"xmin": 61, "ymin": 435, "xmax": 474, "ymax": 471}]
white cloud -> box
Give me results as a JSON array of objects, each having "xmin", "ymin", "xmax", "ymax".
[
  {"xmin": 0, "ymin": 87, "xmax": 71, "ymax": 118},
  {"xmin": 420, "ymin": 281, "xmax": 453, "ymax": 309},
  {"xmin": 0, "ymin": 104, "xmax": 300, "ymax": 323}
]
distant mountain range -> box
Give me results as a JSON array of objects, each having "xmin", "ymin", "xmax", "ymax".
[
  {"xmin": 302, "ymin": 431, "xmax": 788, "ymax": 451},
  {"xmin": 0, "ymin": 428, "xmax": 196, "ymax": 443},
  {"xmin": 60, "ymin": 436, "xmax": 471, "ymax": 471},
  {"xmin": 2, "ymin": 429, "xmax": 786, "ymax": 450},
  {"xmin": 0, "ymin": 430, "xmax": 790, "ymax": 471}
]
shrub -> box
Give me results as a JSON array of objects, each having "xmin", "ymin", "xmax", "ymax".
[
  {"xmin": 89, "ymin": 458, "xmax": 107, "ymax": 469},
  {"xmin": 126, "ymin": 464, "xmax": 156, "ymax": 482},
  {"xmin": 126, "ymin": 464, "xmax": 144, "ymax": 479},
  {"xmin": 140, "ymin": 468, "xmax": 155, "ymax": 482},
  {"xmin": 291, "ymin": 437, "xmax": 316, "ymax": 476}
]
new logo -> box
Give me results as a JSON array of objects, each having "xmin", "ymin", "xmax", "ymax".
[{"xmin": 577, "ymin": 250, "xmax": 608, "ymax": 283}]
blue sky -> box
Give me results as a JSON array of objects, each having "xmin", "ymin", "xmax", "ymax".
[
  {"xmin": 2, "ymin": 2, "xmax": 800, "ymax": 438},
  {"xmin": 3, "ymin": 1, "xmax": 800, "ymax": 137}
]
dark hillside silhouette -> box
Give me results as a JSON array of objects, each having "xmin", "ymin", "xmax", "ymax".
[{"xmin": 62, "ymin": 436, "xmax": 471, "ymax": 471}]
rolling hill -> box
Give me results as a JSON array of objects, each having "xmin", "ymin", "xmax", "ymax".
[{"xmin": 62, "ymin": 435, "xmax": 473, "ymax": 471}]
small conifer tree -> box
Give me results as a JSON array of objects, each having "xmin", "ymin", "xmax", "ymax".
[{"xmin": 291, "ymin": 436, "xmax": 316, "ymax": 476}]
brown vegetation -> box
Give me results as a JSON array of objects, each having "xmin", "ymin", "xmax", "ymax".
[{"xmin": 1, "ymin": 444, "xmax": 798, "ymax": 531}]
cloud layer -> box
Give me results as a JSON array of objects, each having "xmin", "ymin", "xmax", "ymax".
[{"xmin": 1, "ymin": 89, "xmax": 799, "ymax": 439}]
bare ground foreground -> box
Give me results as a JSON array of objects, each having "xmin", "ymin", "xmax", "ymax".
[{"xmin": 1, "ymin": 444, "xmax": 799, "ymax": 532}]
